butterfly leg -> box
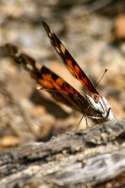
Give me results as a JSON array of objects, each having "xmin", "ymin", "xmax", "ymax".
[
  {"xmin": 85, "ymin": 115, "xmax": 89, "ymax": 128},
  {"xmin": 75, "ymin": 115, "xmax": 85, "ymax": 130}
]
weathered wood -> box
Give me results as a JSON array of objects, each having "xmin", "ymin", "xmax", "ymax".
[{"xmin": 0, "ymin": 118, "xmax": 125, "ymax": 188}]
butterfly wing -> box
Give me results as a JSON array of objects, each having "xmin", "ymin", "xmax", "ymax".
[
  {"xmin": 38, "ymin": 66, "xmax": 95, "ymax": 115},
  {"xmin": 13, "ymin": 46, "xmax": 114, "ymax": 123},
  {"xmin": 42, "ymin": 21, "xmax": 99, "ymax": 100},
  {"xmin": 14, "ymin": 52, "xmax": 95, "ymax": 116}
]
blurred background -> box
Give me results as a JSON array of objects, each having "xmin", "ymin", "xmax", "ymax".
[{"xmin": 0, "ymin": 0, "xmax": 125, "ymax": 149}]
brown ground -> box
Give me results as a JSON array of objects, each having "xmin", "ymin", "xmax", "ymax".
[{"xmin": 0, "ymin": 0, "xmax": 125, "ymax": 149}]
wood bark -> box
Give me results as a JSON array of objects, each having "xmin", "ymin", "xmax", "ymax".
[{"xmin": 0, "ymin": 118, "xmax": 125, "ymax": 188}]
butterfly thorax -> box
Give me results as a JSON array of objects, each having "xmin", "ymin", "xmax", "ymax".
[{"xmin": 86, "ymin": 94, "xmax": 114, "ymax": 123}]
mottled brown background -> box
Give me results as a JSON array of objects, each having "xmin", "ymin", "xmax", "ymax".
[{"xmin": 0, "ymin": 0, "xmax": 125, "ymax": 148}]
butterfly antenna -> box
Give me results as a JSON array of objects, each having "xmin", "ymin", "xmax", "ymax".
[{"xmin": 96, "ymin": 68, "xmax": 108, "ymax": 88}]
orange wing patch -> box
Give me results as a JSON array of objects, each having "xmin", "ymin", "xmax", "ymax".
[
  {"xmin": 42, "ymin": 21, "xmax": 99, "ymax": 100},
  {"xmin": 39, "ymin": 66, "xmax": 76, "ymax": 96},
  {"xmin": 37, "ymin": 66, "xmax": 91, "ymax": 112}
]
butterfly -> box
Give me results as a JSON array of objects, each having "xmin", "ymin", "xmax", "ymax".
[{"xmin": 13, "ymin": 21, "xmax": 114, "ymax": 123}]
